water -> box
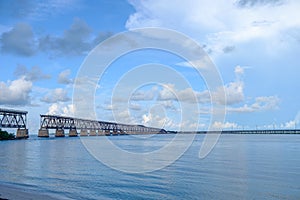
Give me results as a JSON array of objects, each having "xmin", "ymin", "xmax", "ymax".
[{"xmin": 0, "ymin": 134, "xmax": 300, "ymax": 199}]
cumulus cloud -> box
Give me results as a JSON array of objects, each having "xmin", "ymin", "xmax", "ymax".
[
  {"xmin": 0, "ymin": 76, "xmax": 32, "ymax": 105},
  {"xmin": 157, "ymin": 76, "xmax": 244, "ymax": 106},
  {"xmin": 212, "ymin": 121, "xmax": 238, "ymax": 130},
  {"xmin": 126, "ymin": 0, "xmax": 300, "ymax": 55},
  {"xmin": 14, "ymin": 65, "xmax": 51, "ymax": 81},
  {"xmin": 0, "ymin": 23, "xmax": 36, "ymax": 56},
  {"xmin": 227, "ymin": 96, "xmax": 280, "ymax": 113},
  {"xmin": 280, "ymin": 120, "xmax": 297, "ymax": 129},
  {"xmin": 158, "ymin": 84, "xmax": 209, "ymax": 104},
  {"xmin": 0, "ymin": 18, "xmax": 114, "ymax": 57},
  {"xmin": 234, "ymin": 65, "xmax": 244, "ymax": 76},
  {"xmin": 39, "ymin": 18, "xmax": 92, "ymax": 56},
  {"xmin": 131, "ymin": 87, "xmax": 158, "ymax": 101},
  {"xmin": 216, "ymin": 81, "xmax": 244, "ymax": 105},
  {"xmin": 41, "ymin": 88, "xmax": 70, "ymax": 103},
  {"xmin": 47, "ymin": 103, "xmax": 75, "ymax": 116},
  {"xmin": 142, "ymin": 113, "xmax": 174, "ymax": 129},
  {"xmin": 58, "ymin": 69, "xmax": 73, "ymax": 84}
]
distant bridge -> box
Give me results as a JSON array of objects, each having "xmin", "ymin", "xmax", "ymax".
[
  {"xmin": 38, "ymin": 114, "xmax": 167, "ymax": 137},
  {"xmin": 176, "ymin": 129, "xmax": 300, "ymax": 134},
  {"xmin": 0, "ymin": 108, "xmax": 29, "ymax": 138}
]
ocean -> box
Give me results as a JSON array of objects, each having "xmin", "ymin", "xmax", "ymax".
[{"xmin": 0, "ymin": 134, "xmax": 299, "ymax": 199}]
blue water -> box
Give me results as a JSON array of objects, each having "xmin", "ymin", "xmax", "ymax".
[{"xmin": 0, "ymin": 134, "xmax": 300, "ymax": 199}]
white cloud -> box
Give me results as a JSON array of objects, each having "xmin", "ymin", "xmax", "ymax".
[
  {"xmin": 41, "ymin": 88, "xmax": 70, "ymax": 103},
  {"xmin": 227, "ymin": 95, "xmax": 280, "ymax": 113},
  {"xmin": 212, "ymin": 121, "xmax": 238, "ymax": 130},
  {"xmin": 158, "ymin": 83, "xmax": 209, "ymax": 103},
  {"xmin": 0, "ymin": 76, "xmax": 32, "ymax": 105},
  {"xmin": 126, "ymin": 0, "xmax": 300, "ymax": 55},
  {"xmin": 142, "ymin": 113, "xmax": 174, "ymax": 129},
  {"xmin": 280, "ymin": 120, "xmax": 297, "ymax": 129},
  {"xmin": 14, "ymin": 65, "xmax": 51, "ymax": 81},
  {"xmin": 130, "ymin": 87, "xmax": 158, "ymax": 101},
  {"xmin": 47, "ymin": 103, "xmax": 75, "ymax": 116},
  {"xmin": 158, "ymin": 78, "xmax": 244, "ymax": 106},
  {"xmin": 234, "ymin": 65, "xmax": 244, "ymax": 76},
  {"xmin": 58, "ymin": 69, "xmax": 73, "ymax": 84}
]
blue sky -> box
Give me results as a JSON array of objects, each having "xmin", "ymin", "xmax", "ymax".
[{"xmin": 0, "ymin": 0, "xmax": 299, "ymax": 133}]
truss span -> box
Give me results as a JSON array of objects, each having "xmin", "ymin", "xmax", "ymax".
[
  {"xmin": 40, "ymin": 115, "xmax": 166, "ymax": 134},
  {"xmin": 0, "ymin": 108, "xmax": 27, "ymax": 129}
]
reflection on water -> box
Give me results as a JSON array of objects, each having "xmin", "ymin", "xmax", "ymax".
[{"xmin": 0, "ymin": 134, "xmax": 300, "ymax": 199}]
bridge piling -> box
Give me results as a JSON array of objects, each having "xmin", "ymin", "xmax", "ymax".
[
  {"xmin": 38, "ymin": 129, "xmax": 49, "ymax": 137},
  {"xmin": 89, "ymin": 130, "xmax": 97, "ymax": 136},
  {"xmin": 98, "ymin": 130, "xmax": 105, "ymax": 136},
  {"xmin": 105, "ymin": 130, "xmax": 110, "ymax": 136},
  {"xmin": 80, "ymin": 129, "xmax": 88, "ymax": 136},
  {"xmin": 69, "ymin": 129, "xmax": 78, "ymax": 137},
  {"xmin": 16, "ymin": 128, "xmax": 29, "ymax": 139},
  {"xmin": 55, "ymin": 129, "xmax": 65, "ymax": 137}
]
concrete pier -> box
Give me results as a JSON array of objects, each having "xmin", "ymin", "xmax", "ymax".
[
  {"xmin": 89, "ymin": 130, "xmax": 97, "ymax": 136},
  {"xmin": 112, "ymin": 131, "xmax": 118, "ymax": 136},
  {"xmin": 105, "ymin": 130, "xmax": 110, "ymax": 136},
  {"xmin": 38, "ymin": 129, "xmax": 49, "ymax": 137},
  {"xmin": 120, "ymin": 130, "xmax": 126, "ymax": 135},
  {"xmin": 98, "ymin": 130, "xmax": 105, "ymax": 136},
  {"xmin": 16, "ymin": 129, "xmax": 29, "ymax": 139},
  {"xmin": 69, "ymin": 129, "xmax": 78, "ymax": 137},
  {"xmin": 55, "ymin": 129, "xmax": 65, "ymax": 137},
  {"xmin": 80, "ymin": 129, "xmax": 88, "ymax": 136}
]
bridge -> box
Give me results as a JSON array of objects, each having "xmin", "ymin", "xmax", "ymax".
[
  {"xmin": 0, "ymin": 108, "xmax": 29, "ymax": 139},
  {"xmin": 177, "ymin": 129, "xmax": 300, "ymax": 134},
  {"xmin": 38, "ymin": 114, "xmax": 167, "ymax": 137}
]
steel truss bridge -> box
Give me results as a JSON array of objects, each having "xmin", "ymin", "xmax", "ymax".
[
  {"xmin": 0, "ymin": 108, "xmax": 29, "ymax": 139},
  {"xmin": 39, "ymin": 115, "xmax": 166, "ymax": 136},
  {"xmin": 0, "ymin": 108, "xmax": 27, "ymax": 129}
]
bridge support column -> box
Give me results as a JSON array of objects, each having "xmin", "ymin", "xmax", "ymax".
[
  {"xmin": 38, "ymin": 129, "xmax": 49, "ymax": 137},
  {"xmin": 89, "ymin": 130, "xmax": 97, "ymax": 136},
  {"xmin": 112, "ymin": 131, "xmax": 118, "ymax": 136},
  {"xmin": 120, "ymin": 130, "xmax": 125, "ymax": 135},
  {"xmin": 69, "ymin": 129, "xmax": 78, "ymax": 137},
  {"xmin": 98, "ymin": 130, "xmax": 104, "ymax": 136},
  {"xmin": 16, "ymin": 128, "xmax": 29, "ymax": 139},
  {"xmin": 55, "ymin": 129, "xmax": 65, "ymax": 137},
  {"xmin": 105, "ymin": 130, "xmax": 110, "ymax": 136},
  {"xmin": 80, "ymin": 129, "xmax": 88, "ymax": 136}
]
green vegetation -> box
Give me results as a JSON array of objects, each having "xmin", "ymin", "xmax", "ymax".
[{"xmin": 0, "ymin": 129, "xmax": 15, "ymax": 140}]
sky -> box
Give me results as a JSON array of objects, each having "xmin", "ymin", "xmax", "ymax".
[{"xmin": 0, "ymin": 0, "xmax": 300, "ymax": 133}]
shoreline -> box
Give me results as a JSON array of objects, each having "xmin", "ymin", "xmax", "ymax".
[{"xmin": 0, "ymin": 183, "xmax": 59, "ymax": 200}]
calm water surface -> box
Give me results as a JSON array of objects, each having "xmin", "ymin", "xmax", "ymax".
[{"xmin": 0, "ymin": 134, "xmax": 300, "ymax": 199}]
